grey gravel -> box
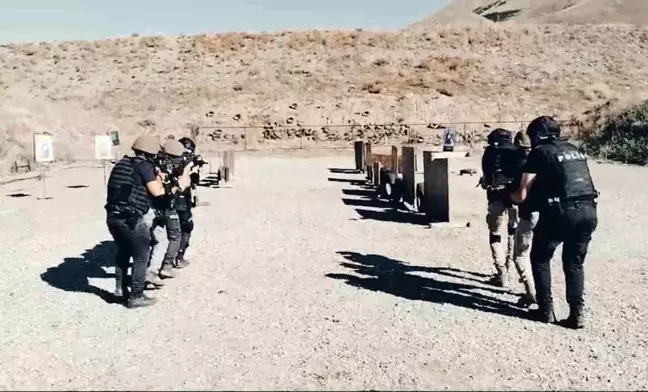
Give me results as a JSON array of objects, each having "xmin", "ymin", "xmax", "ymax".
[{"xmin": 0, "ymin": 152, "xmax": 646, "ymax": 390}]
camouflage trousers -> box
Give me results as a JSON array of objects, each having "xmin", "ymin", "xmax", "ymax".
[
  {"xmin": 487, "ymin": 199, "xmax": 518, "ymax": 275},
  {"xmin": 512, "ymin": 211, "xmax": 539, "ymax": 300}
]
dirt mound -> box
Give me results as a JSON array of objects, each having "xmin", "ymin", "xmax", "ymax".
[
  {"xmin": 416, "ymin": 0, "xmax": 648, "ymax": 26},
  {"xmin": 1, "ymin": 23, "xmax": 648, "ymax": 173}
]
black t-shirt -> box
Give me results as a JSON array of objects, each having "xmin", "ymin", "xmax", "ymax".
[
  {"xmin": 522, "ymin": 144, "xmax": 559, "ymax": 208},
  {"xmin": 133, "ymin": 160, "xmax": 157, "ymax": 189},
  {"xmin": 131, "ymin": 158, "xmax": 157, "ymax": 214}
]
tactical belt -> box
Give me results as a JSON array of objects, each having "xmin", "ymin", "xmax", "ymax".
[{"xmin": 548, "ymin": 193, "xmax": 598, "ymax": 205}]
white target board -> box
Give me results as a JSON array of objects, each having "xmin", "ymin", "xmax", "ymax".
[
  {"xmin": 33, "ymin": 133, "xmax": 54, "ymax": 163},
  {"xmin": 95, "ymin": 135, "xmax": 114, "ymax": 160}
]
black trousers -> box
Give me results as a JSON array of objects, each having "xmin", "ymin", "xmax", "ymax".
[
  {"xmin": 530, "ymin": 200, "xmax": 598, "ymax": 308},
  {"xmin": 107, "ymin": 215, "xmax": 151, "ymax": 297},
  {"xmin": 177, "ymin": 209, "xmax": 194, "ymax": 259}
]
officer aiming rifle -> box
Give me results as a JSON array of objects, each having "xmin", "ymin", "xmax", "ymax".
[
  {"xmin": 148, "ymin": 140, "xmax": 191, "ymax": 285},
  {"xmin": 174, "ymin": 137, "xmax": 201, "ymax": 267}
]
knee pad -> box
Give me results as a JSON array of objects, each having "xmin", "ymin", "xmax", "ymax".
[{"xmin": 490, "ymin": 234, "xmax": 501, "ymax": 244}]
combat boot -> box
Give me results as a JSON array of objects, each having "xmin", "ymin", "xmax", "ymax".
[
  {"xmin": 531, "ymin": 302, "xmax": 556, "ymax": 324},
  {"xmin": 174, "ymin": 257, "xmax": 190, "ymax": 269},
  {"xmin": 146, "ymin": 270, "xmax": 165, "ymax": 288},
  {"xmin": 561, "ymin": 305, "xmax": 585, "ymax": 329},
  {"xmin": 127, "ymin": 293, "xmax": 157, "ymax": 309},
  {"xmin": 159, "ymin": 263, "xmax": 176, "ymax": 279},
  {"xmin": 489, "ymin": 268, "xmax": 509, "ymax": 288},
  {"xmin": 518, "ymin": 279, "xmax": 536, "ymax": 307}
]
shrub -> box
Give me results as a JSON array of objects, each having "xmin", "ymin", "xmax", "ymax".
[{"xmin": 581, "ymin": 100, "xmax": 648, "ymax": 165}]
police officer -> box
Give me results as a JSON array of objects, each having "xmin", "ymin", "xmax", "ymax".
[
  {"xmin": 175, "ymin": 137, "xmax": 200, "ymax": 268},
  {"xmin": 510, "ymin": 116, "xmax": 598, "ymax": 329},
  {"xmin": 148, "ymin": 139, "xmax": 191, "ymax": 285},
  {"xmin": 105, "ymin": 134, "xmax": 166, "ymax": 308},
  {"xmin": 508, "ymin": 131, "xmax": 536, "ymax": 305},
  {"xmin": 481, "ymin": 128, "xmax": 518, "ymax": 288}
]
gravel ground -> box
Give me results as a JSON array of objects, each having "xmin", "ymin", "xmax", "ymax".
[{"xmin": 0, "ymin": 152, "xmax": 646, "ymax": 390}]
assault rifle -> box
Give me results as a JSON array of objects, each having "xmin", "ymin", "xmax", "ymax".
[{"xmin": 155, "ymin": 153, "xmax": 183, "ymax": 196}]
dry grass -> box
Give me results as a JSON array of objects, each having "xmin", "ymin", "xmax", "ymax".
[{"xmin": 1, "ymin": 21, "xmax": 648, "ymax": 172}]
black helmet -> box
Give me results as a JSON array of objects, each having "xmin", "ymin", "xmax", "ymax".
[
  {"xmin": 526, "ymin": 116, "xmax": 560, "ymax": 145},
  {"xmin": 178, "ymin": 137, "xmax": 196, "ymax": 153},
  {"xmin": 487, "ymin": 128, "xmax": 513, "ymax": 146}
]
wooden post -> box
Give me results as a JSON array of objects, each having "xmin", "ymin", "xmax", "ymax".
[
  {"xmin": 401, "ymin": 146, "xmax": 416, "ymax": 206},
  {"xmin": 354, "ymin": 141, "xmax": 364, "ymax": 172},
  {"xmin": 423, "ymin": 152, "xmax": 450, "ymax": 223}
]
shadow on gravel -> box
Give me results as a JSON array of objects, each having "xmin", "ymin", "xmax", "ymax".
[
  {"xmin": 353, "ymin": 207, "xmax": 429, "ymax": 226},
  {"xmin": 341, "ymin": 189, "xmax": 375, "ymax": 197},
  {"xmin": 327, "ymin": 251, "xmax": 528, "ymax": 320},
  {"xmin": 327, "ymin": 177, "xmax": 367, "ymax": 186},
  {"xmin": 41, "ymin": 240, "xmax": 121, "ymax": 305},
  {"xmin": 6, "ymin": 192, "xmax": 31, "ymax": 198},
  {"xmin": 341, "ymin": 197, "xmax": 388, "ymax": 209},
  {"xmin": 197, "ymin": 175, "xmax": 221, "ymax": 188},
  {"xmin": 332, "ymin": 171, "xmax": 426, "ymax": 226},
  {"xmin": 329, "ymin": 168, "xmax": 360, "ymax": 174}
]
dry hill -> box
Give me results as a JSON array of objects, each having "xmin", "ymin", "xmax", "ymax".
[
  {"xmin": 418, "ymin": 0, "xmax": 648, "ymax": 26},
  {"xmin": 1, "ymin": 12, "xmax": 648, "ymax": 171}
]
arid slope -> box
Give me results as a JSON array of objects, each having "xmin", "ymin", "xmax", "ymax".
[{"xmin": 1, "ymin": 22, "xmax": 648, "ymax": 171}]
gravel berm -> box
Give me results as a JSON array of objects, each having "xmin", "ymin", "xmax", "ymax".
[{"xmin": 0, "ymin": 153, "xmax": 646, "ymax": 390}]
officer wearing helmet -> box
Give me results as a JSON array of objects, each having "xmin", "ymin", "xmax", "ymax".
[
  {"xmin": 480, "ymin": 128, "xmax": 518, "ymax": 288},
  {"xmin": 506, "ymin": 131, "xmax": 537, "ymax": 306},
  {"xmin": 175, "ymin": 136, "xmax": 200, "ymax": 268},
  {"xmin": 105, "ymin": 134, "xmax": 167, "ymax": 308},
  {"xmin": 509, "ymin": 116, "xmax": 598, "ymax": 329},
  {"xmin": 147, "ymin": 139, "xmax": 192, "ymax": 286}
]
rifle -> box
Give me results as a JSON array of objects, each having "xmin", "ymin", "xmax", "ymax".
[{"xmin": 192, "ymin": 154, "xmax": 207, "ymax": 168}]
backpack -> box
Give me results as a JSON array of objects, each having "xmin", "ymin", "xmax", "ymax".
[{"xmin": 483, "ymin": 129, "xmax": 516, "ymax": 189}]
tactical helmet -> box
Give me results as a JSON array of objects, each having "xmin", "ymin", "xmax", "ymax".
[
  {"xmin": 178, "ymin": 137, "xmax": 196, "ymax": 153},
  {"xmin": 514, "ymin": 131, "xmax": 531, "ymax": 148},
  {"xmin": 163, "ymin": 139, "xmax": 186, "ymax": 157},
  {"xmin": 487, "ymin": 128, "xmax": 513, "ymax": 146},
  {"xmin": 131, "ymin": 134, "xmax": 161, "ymax": 155},
  {"xmin": 526, "ymin": 116, "xmax": 561, "ymax": 143}
]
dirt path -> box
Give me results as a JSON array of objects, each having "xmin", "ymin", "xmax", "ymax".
[{"xmin": 0, "ymin": 153, "xmax": 646, "ymax": 390}]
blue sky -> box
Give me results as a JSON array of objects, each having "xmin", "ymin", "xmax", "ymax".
[{"xmin": 0, "ymin": 0, "xmax": 449, "ymax": 44}]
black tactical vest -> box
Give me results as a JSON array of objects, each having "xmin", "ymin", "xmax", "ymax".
[
  {"xmin": 105, "ymin": 156, "xmax": 152, "ymax": 217},
  {"xmin": 543, "ymin": 140, "xmax": 598, "ymax": 203}
]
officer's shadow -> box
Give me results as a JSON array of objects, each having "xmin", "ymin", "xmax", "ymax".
[
  {"xmin": 41, "ymin": 240, "xmax": 121, "ymax": 305},
  {"xmin": 327, "ymin": 251, "xmax": 528, "ymax": 320}
]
